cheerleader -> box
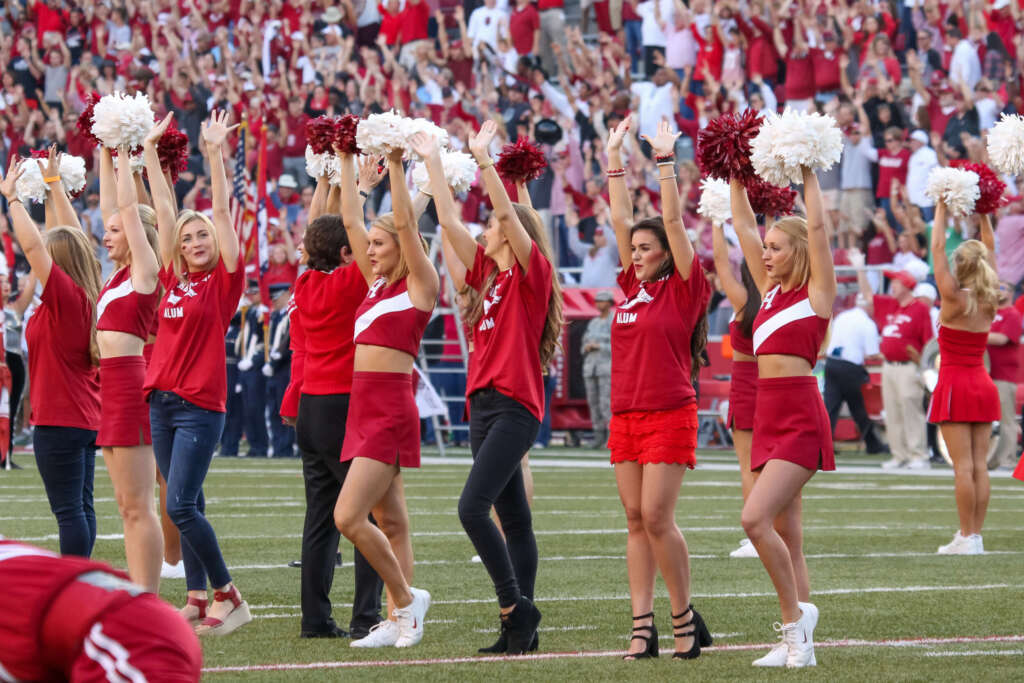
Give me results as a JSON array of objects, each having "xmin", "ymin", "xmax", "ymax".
[
  {"xmin": 929, "ymin": 205, "xmax": 1000, "ymax": 555},
  {"xmin": 605, "ymin": 117, "xmax": 712, "ymax": 660},
  {"xmin": 332, "ymin": 143, "xmax": 438, "ymax": 649},
  {"xmin": 1, "ymin": 156, "xmax": 102, "ymax": 559},
  {"xmin": 143, "ymin": 111, "xmax": 251, "ymax": 635},
  {"xmin": 730, "ymin": 167, "xmax": 836, "ymax": 668},
  {"xmin": 710, "ymin": 221, "xmax": 762, "ymax": 559},
  {"xmin": 410, "ymin": 130, "xmax": 558, "ymax": 655}
]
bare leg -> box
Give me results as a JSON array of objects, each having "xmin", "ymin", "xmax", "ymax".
[
  {"xmin": 104, "ymin": 446, "xmax": 163, "ymax": 592},
  {"xmin": 969, "ymin": 422, "xmax": 991, "ymax": 536},
  {"xmin": 157, "ymin": 470, "xmax": 182, "ymax": 565},
  {"xmin": 772, "ymin": 492, "xmax": 810, "ymax": 602},
  {"xmin": 372, "ymin": 473, "xmax": 413, "ymax": 617},
  {"xmin": 941, "ymin": 423, "xmax": 976, "ymax": 535},
  {"xmin": 741, "ymin": 460, "xmax": 815, "ymax": 623},
  {"xmin": 733, "ymin": 429, "xmax": 755, "ymax": 501},
  {"xmin": 614, "ymin": 461, "xmax": 656, "ymax": 657},
  {"xmin": 335, "ymin": 458, "xmax": 414, "ymax": 611}
]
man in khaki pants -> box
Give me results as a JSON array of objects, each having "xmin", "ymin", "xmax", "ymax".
[
  {"xmin": 854, "ymin": 255, "xmax": 934, "ymax": 469},
  {"xmin": 986, "ymin": 282, "xmax": 1022, "ymax": 470}
]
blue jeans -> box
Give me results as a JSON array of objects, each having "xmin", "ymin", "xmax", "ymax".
[
  {"xmin": 221, "ymin": 363, "xmax": 243, "ymax": 456},
  {"xmin": 33, "ymin": 426, "xmax": 97, "ymax": 557},
  {"xmin": 149, "ymin": 390, "xmax": 231, "ymax": 591},
  {"xmin": 624, "ymin": 20, "xmax": 642, "ymax": 75}
]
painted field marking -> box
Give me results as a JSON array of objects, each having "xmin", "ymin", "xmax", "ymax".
[
  {"xmin": 924, "ymin": 649, "xmax": 1024, "ymax": 657},
  {"xmin": 201, "ymin": 634, "xmax": 1024, "ymax": 673}
]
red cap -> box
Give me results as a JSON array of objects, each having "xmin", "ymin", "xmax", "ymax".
[{"xmin": 883, "ymin": 269, "xmax": 918, "ymax": 290}]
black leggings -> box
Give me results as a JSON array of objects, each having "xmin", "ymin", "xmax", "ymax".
[
  {"xmin": 6, "ymin": 352, "xmax": 25, "ymax": 455},
  {"xmin": 459, "ymin": 389, "xmax": 540, "ymax": 608}
]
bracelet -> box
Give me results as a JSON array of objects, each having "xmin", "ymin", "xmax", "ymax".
[
  {"xmin": 657, "ymin": 174, "xmax": 678, "ymax": 182},
  {"xmin": 478, "ymin": 159, "xmax": 495, "ymax": 171},
  {"xmin": 358, "ymin": 189, "xmax": 369, "ymax": 199},
  {"xmin": 606, "ymin": 170, "xmax": 626, "ymax": 178},
  {"xmin": 6, "ymin": 197, "xmax": 21, "ymax": 205},
  {"xmin": 654, "ymin": 153, "xmax": 675, "ymax": 163},
  {"xmin": 44, "ymin": 175, "xmax": 61, "ymax": 184},
  {"xmin": 656, "ymin": 160, "xmax": 676, "ymax": 167},
  {"xmin": 606, "ymin": 167, "xmax": 625, "ymax": 175}
]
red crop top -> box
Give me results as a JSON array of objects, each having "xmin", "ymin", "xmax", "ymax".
[
  {"xmin": 353, "ymin": 276, "xmax": 431, "ymax": 357},
  {"xmin": 96, "ymin": 266, "xmax": 161, "ymax": 341},
  {"xmin": 728, "ymin": 317, "xmax": 754, "ymax": 356},
  {"xmin": 752, "ymin": 283, "xmax": 830, "ymax": 366}
]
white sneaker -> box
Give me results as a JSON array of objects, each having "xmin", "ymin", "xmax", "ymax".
[
  {"xmin": 471, "ymin": 555, "xmax": 482, "ymax": 563},
  {"xmin": 937, "ymin": 531, "xmax": 973, "ymax": 554},
  {"xmin": 161, "ymin": 561, "xmax": 185, "ymax": 579},
  {"xmin": 730, "ymin": 538, "xmax": 759, "ymax": 558},
  {"xmin": 350, "ymin": 620, "xmax": 399, "ymax": 648},
  {"xmin": 752, "ymin": 637, "xmax": 789, "ymax": 667},
  {"xmin": 905, "ymin": 458, "xmax": 931, "ymax": 470},
  {"xmin": 881, "ymin": 458, "xmax": 905, "ymax": 470},
  {"xmin": 784, "ymin": 603, "xmax": 817, "ymax": 668},
  {"xmin": 968, "ymin": 534, "xmax": 984, "ymax": 554},
  {"xmin": 393, "ymin": 587, "xmax": 431, "ymax": 648}
]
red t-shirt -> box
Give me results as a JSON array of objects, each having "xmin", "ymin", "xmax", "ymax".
[
  {"xmin": 691, "ymin": 23, "xmax": 723, "ymax": 82},
  {"xmin": 537, "ymin": 0, "xmax": 563, "ymax": 9},
  {"xmin": 283, "ymin": 112, "xmax": 310, "ymax": 156},
  {"xmin": 264, "ymin": 261, "xmax": 298, "ymax": 286},
  {"xmin": 926, "ymin": 98, "xmax": 956, "ymax": 137},
  {"xmin": 611, "ymin": 253, "xmax": 710, "ymax": 414},
  {"xmin": 988, "ymin": 305, "xmax": 1022, "ymax": 382},
  {"xmin": 783, "ymin": 50, "xmax": 815, "ymax": 102},
  {"xmin": 281, "ymin": 297, "xmax": 304, "ymax": 419},
  {"xmin": 25, "ymin": 265, "xmax": 100, "ymax": 430},
  {"xmin": 399, "ymin": 0, "xmax": 430, "ymax": 44},
  {"xmin": 810, "ymin": 48, "xmax": 841, "ymax": 93},
  {"xmin": 32, "ymin": 1, "xmax": 67, "ymax": 42},
  {"xmin": 465, "ymin": 242, "xmax": 554, "ymax": 421},
  {"xmin": 737, "ymin": 16, "xmax": 779, "ymax": 81},
  {"xmin": 509, "ymin": 5, "xmax": 540, "ymax": 56},
  {"xmin": 379, "ymin": 3, "xmax": 402, "ymax": 45},
  {"xmin": 866, "ymin": 233, "xmax": 893, "ymax": 266},
  {"xmin": 293, "ymin": 263, "xmax": 368, "ymax": 395},
  {"xmin": 875, "ymin": 147, "xmax": 910, "ymax": 199},
  {"xmin": 144, "ymin": 258, "xmax": 246, "ymax": 412},
  {"xmin": 872, "ymin": 294, "xmax": 934, "ymax": 362}
]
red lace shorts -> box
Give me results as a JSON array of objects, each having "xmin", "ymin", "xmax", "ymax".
[{"xmin": 608, "ymin": 402, "xmax": 698, "ymax": 467}]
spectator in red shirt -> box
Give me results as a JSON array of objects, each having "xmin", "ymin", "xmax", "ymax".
[
  {"xmin": 864, "ymin": 126, "xmax": 910, "ymax": 228},
  {"xmin": 773, "ymin": 18, "xmax": 815, "ymax": 111},
  {"xmin": 735, "ymin": 1, "xmax": 779, "ymax": 85},
  {"xmin": 378, "ymin": 0, "xmax": 402, "ymax": 47},
  {"xmin": 397, "ymin": 0, "xmax": 431, "ymax": 70},
  {"xmin": 509, "ymin": 0, "xmax": 541, "ymax": 58},
  {"xmin": 32, "ymin": 0, "xmax": 68, "ymax": 46},
  {"xmin": 810, "ymin": 31, "xmax": 843, "ymax": 101},
  {"xmin": 281, "ymin": 97, "xmax": 310, "ymax": 189}
]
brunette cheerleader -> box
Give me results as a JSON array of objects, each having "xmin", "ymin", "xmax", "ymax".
[
  {"xmin": 143, "ymin": 111, "xmax": 251, "ymax": 635},
  {"xmin": 1, "ymin": 157, "xmax": 101, "ymax": 559},
  {"xmin": 710, "ymin": 221, "xmax": 762, "ymax": 559},
  {"xmin": 730, "ymin": 168, "xmax": 836, "ymax": 668},
  {"xmin": 929, "ymin": 206, "xmax": 1000, "ymax": 555},
  {"xmin": 411, "ymin": 129, "xmax": 558, "ymax": 655},
  {"xmin": 332, "ymin": 144, "xmax": 438, "ymax": 649},
  {"xmin": 605, "ymin": 117, "xmax": 712, "ymax": 660}
]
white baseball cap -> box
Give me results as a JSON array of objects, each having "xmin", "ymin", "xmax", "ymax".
[{"xmin": 913, "ymin": 282, "xmax": 938, "ymax": 301}]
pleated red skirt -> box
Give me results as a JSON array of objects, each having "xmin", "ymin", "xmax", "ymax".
[{"xmin": 927, "ymin": 364, "xmax": 1000, "ymax": 423}]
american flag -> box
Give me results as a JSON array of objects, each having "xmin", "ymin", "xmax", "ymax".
[
  {"xmin": 231, "ymin": 120, "xmax": 254, "ymax": 248},
  {"xmin": 254, "ymin": 125, "xmax": 271, "ymax": 327}
]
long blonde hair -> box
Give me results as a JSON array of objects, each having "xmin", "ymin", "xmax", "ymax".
[
  {"xmin": 171, "ymin": 210, "xmax": 219, "ymax": 280},
  {"xmin": 45, "ymin": 226, "xmax": 102, "ymax": 365},
  {"xmin": 771, "ymin": 216, "xmax": 810, "ymax": 289},
  {"xmin": 951, "ymin": 239, "xmax": 999, "ymax": 318},
  {"xmin": 371, "ymin": 212, "xmax": 429, "ymax": 284},
  {"xmin": 464, "ymin": 203, "xmax": 564, "ymax": 367}
]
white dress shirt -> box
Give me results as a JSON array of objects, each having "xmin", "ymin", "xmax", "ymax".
[
  {"xmin": 827, "ymin": 306, "xmax": 880, "ymax": 365},
  {"xmin": 906, "ymin": 145, "xmax": 938, "ymax": 208}
]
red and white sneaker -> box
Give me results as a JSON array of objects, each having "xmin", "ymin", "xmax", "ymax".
[
  {"xmin": 394, "ymin": 587, "xmax": 431, "ymax": 648},
  {"xmin": 195, "ymin": 585, "xmax": 252, "ymax": 637}
]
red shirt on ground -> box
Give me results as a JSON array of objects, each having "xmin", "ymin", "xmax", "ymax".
[
  {"xmin": 144, "ymin": 258, "xmax": 245, "ymax": 412},
  {"xmin": 509, "ymin": 4, "xmax": 541, "ymax": 56},
  {"xmin": 25, "ymin": 265, "xmax": 100, "ymax": 430},
  {"xmin": 872, "ymin": 295, "xmax": 934, "ymax": 362},
  {"xmin": 292, "ymin": 263, "xmax": 368, "ymax": 395},
  {"xmin": 611, "ymin": 254, "xmax": 710, "ymax": 414},
  {"xmin": 988, "ymin": 305, "xmax": 1022, "ymax": 382},
  {"xmin": 465, "ymin": 242, "xmax": 554, "ymax": 422},
  {"xmin": 875, "ymin": 148, "xmax": 910, "ymax": 199}
]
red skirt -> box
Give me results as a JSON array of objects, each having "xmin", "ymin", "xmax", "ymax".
[
  {"xmin": 96, "ymin": 356, "xmax": 151, "ymax": 447},
  {"xmin": 928, "ymin": 364, "xmax": 1000, "ymax": 423},
  {"xmin": 751, "ymin": 376, "xmax": 835, "ymax": 472},
  {"xmin": 608, "ymin": 402, "xmax": 698, "ymax": 467},
  {"xmin": 728, "ymin": 360, "xmax": 758, "ymax": 431},
  {"xmin": 340, "ymin": 371, "xmax": 421, "ymax": 468}
]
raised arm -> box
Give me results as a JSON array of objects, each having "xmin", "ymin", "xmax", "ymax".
[
  {"xmin": 643, "ymin": 120, "xmax": 694, "ymax": 279},
  {"xmin": 39, "ymin": 146, "xmax": 83, "ymax": 231},
  {"xmin": 978, "ymin": 213, "xmax": 996, "ymax": 267},
  {"xmin": 0, "ymin": 159, "xmax": 52, "ymax": 285},
  {"xmin": 408, "ymin": 133, "xmax": 477, "ymax": 271},
  {"xmin": 115, "ymin": 145, "xmax": 160, "ymax": 294},
  {"xmin": 711, "ymin": 222, "xmax": 748, "ymax": 311},
  {"xmin": 605, "ymin": 114, "xmax": 634, "ymax": 270},
  {"xmin": 803, "ymin": 167, "xmax": 836, "ymax": 316},
  {"xmin": 99, "ymin": 146, "xmax": 118, "ymax": 223},
  {"xmin": 387, "ymin": 148, "xmax": 439, "ymax": 310},
  {"xmin": 339, "ymin": 153, "xmax": 373, "ymax": 284},
  {"xmin": 200, "ymin": 110, "xmax": 241, "ymax": 271},
  {"xmin": 729, "ymin": 178, "xmax": 770, "ymax": 292},
  {"xmin": 467, "ymin": 120, "xmax": 534, "ymax": 272},
  {"xmin": 307, "ymin": 172, "xmax": 329, "ymax": 223},
  {"xmin": 142, "ymin": 113, "xmax": 179, "ymax": 266},
  {"xmin": 931, "ymin": 200, "xmax": 958, "ymax": 301}
]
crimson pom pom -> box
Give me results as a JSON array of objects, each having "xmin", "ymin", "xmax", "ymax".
[
  {"xmin": 697, "ymin": 109, "xmax": 763, "ymax": 183},
  {"xmin": 157, "ymin": 123, "xmax": 190, "ymax": 183},
  {"xmin": 496, "ymin": 138, "xmax": 547, "ymax": 184},
  {"xmin": 335, "ymin": 113, "xmax": 361, "ymax": 155},
  {"xmin": 950, "ymin": 159, "xmax": 1007, "ymax": 214},
  {"xmin": 75, "ymin": 93, "xmax": 101, "ymax": 147},
  {"xmin": 30, "ymin": 149, "xmax": 49, "ymax": 159},
  {"xmin": 746, "ymin": 176, "xmax": 797, "ymax": 217},
  {"xmin": 306, "ymin": 116, "xmax": 340, "ymax": 155}
]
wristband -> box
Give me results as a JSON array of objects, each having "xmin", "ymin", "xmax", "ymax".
[
  {"xmin": 358, "ymin": 190, "xmax": 369, "ymax": 199},
  {"xmin": 657, "ymin": 174, "xmax": 678, "ymax": 182},
  {"xmin": 478, "ymin": 159, "xmax": 495, "ymax": 171},
  {"xmin": 606, "ymin": 167, "xmax": 625, "ymax": 175},
  {"xmin": 654, "ymin": 153, "xmax": 675, "ymax": 163},
  {"xmin": 6, "ymin": 197, "xmax": 21, "ymax": 205},
  {"xmin": 44, "ymin": 175, "xmax": 61, "ymax": 184}
]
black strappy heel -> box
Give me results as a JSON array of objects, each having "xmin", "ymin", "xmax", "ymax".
[
  {"xmin": 671, "ymin": 605, "xmax": 713, "ymax": 660},
  {"xmin": 623, "ymin": 612, "xmax": 659, "ymax": 660}
]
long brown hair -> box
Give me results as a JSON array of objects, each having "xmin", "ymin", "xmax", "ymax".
[
  {"xmin": 463, "ymin": 203, "xmax": 564, "ymax": 367},
  {"xmin": 45, "ymin": 226, "xmax": 102, "ymax": 365},
  {"xmin": 630, "ymin": 217, "xmax": 708, "ymax": 383}
]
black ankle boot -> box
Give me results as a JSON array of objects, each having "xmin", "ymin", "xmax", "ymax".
[{"xmin": 502, "ymin": 596, "xmax": 541, "ymax": 655}]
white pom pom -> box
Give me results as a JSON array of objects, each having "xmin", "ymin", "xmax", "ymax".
[
  {"xmin": 59, "ymin": 154, "xmax": 87, "ymax": 196},
  {"xmin": 751, "ymin": 108, "xmax": 843, "ymax": 187},
  {"xmin": 986, "ymin": 113, "xmax": 1024, "ymax": 176},
  {"xmin": 355, "ymin": 111, "xmax": 407, "ymax": 156},
  {"xmin": 305, "ymin": 145, "xmax": 328, "ymax": 178},
  {"xmin": 15, "ymin": 159, "xmax": 48, "ymax": 204},
  {"xmin": 112, "ymin": 153, "xmax": 144, "ymax": 173},
  {"xmin": 326, "ymin": 155, "xmax": 347, "ymax": 186},
  {"xmin": 925, "ymin": 166, "xmax": 980, "ymax": 218},
  {"xmin": 262, "ymin": 362, "xmax": 273, "ymax": 377},
  {"xmin": 412, "ymin": 150, "xmax": 478, "ymax": 194},
  {"xmin": 400, "ymin": 118, "xmax": 450, "ymax": 160},
  {"xmin": 697, "ymin": 177, "xmax": 731, "ymax": 225},
  {"xmin": 237, "ymin": 357, "xmax": 253, "ymax": 372},
  {"xmin": 91, "ymin": 92, "xmax": 154, "ymax": 149}
]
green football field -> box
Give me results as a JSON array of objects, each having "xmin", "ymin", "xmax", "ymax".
[{"xmin": 2, "ymin": 446, "xmax": 1023, "ymax": 681}]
